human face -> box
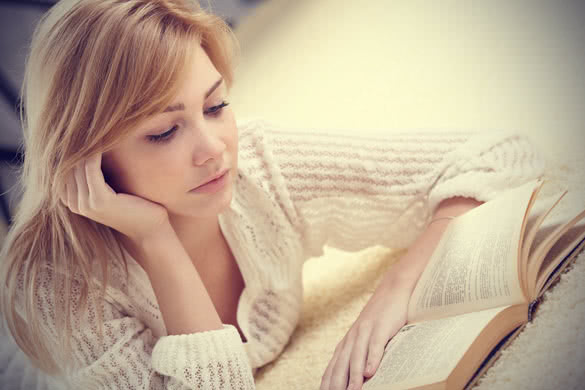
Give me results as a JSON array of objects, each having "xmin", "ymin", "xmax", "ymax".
[{"xmin": 102, "ymin": 44, "xmax": 238, "ymax": 219}]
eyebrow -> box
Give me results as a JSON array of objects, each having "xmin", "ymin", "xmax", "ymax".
[{"xmin": 162, "ymin": 77, "xmax": 223, "ymax": 113}]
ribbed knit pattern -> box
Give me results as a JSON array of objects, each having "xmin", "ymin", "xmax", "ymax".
[
  {"xmin": 251, "ymin": 118, "xmax": 546, "ymax": 257},
  {"xmin": 151, "ymin": 325, "xmax": 254, "ymax": 389},
  {"xmin": 0, "ymin": 118, "xmax": 546, "ymax": 389}
]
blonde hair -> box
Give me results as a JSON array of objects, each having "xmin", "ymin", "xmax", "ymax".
[{"xmin": 0, "ymin": 0, "xmax": 239, "ymax": 375}]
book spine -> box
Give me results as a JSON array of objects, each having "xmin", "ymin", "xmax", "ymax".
[{"xmin": 528, "ymin": 298, "xmax": 540, "ymax": 322}]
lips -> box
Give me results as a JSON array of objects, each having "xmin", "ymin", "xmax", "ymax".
[{"xmin": 195, "ymin": 168, "xmax": 229, "ymax": 189}]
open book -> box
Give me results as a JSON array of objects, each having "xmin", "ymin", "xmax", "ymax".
[{"xmin": 362, "ymin": 178, "xmax": 585, "ymax": 390}]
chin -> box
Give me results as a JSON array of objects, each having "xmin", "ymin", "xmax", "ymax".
[{"xmin": 174, "ymin": 187, "xmax": 234, "ymax": 218}]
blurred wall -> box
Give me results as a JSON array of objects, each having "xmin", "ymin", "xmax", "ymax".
[{"xmin": 230, "ymin": 0, "xmax": 585, "ymax": 161}]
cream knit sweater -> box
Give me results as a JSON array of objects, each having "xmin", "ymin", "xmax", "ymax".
[{"xmin": 0, "ymin": 118, "xmax": 546, "ymax": 389}]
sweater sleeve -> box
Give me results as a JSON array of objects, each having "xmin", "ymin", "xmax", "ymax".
[
  {"xmin": 244, "ymin": 119, "xmax": 546, "ymax": 258},
  {"xmin": 19, "ymin": 265, "xmax": 255, "ymax": 389}
]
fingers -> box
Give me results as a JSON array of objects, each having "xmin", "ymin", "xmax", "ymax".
[
  {"xmin": 85, "ymin": 152, "xmax": 111, "ymax": 204},
  {"xmin": 347, "ymin": 322, "xmax": 372, "ymax": 389},
  {"xmin": 74, "ymin": 161, "xmax": 89, "ymax": 213},
  {"xmin": 61, "ymin": 154, "xmax": 105, "ymax": 215},
  {"xmin": 59, "ymin": 181, "xmax": 69, "ymax": 208},
  {"xmin": 321, "ymin": 328, "xmax": 368, "ymax": 390},
  {"xmin": 364, "ymin": 330, "xmax": 387, "ymax": 378},
  {"xmin": 320, "ymin": 351, "xmax": 336, "ymax": 390},
  {"xmin": 321, "ymin": 324, "xmax": 395, "ymax": 389},
  {"xmin": 65, "ymin": 167, "xmax": 79, "ymax": 213},
  {"xmin": 329, "ymin": 333, "xmax": 356, "ymax": 390},
  {"xmin": 321, "ymin": 337, "xmax": 351, "ymax": 390}
]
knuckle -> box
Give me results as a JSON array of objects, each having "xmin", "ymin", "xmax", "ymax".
[
  {"xmin": 368, "ymin": 336, "xmax": 381, "ymax": 350},
  {"xmin": 369, "ymin": 328, "xmax": 385, "ymax": 344},
  {"xmin": 348, "ymin": 353, "xmax": 365, "ymax": 376},
  {"xmin": 330, "ymin": 377, "xmax": 344, "ymax": 390},
  {"xmin": 77, "ymin": 200, "xmax": 88, "ymax": 215},
  {"xmin": 357, "ymin": 319, "xmax": 373, "ymax": 334},
  {"xmin": 348, "ymin": 345, "xmax": 362, "ymax": 362},
  {"xmin": 368, "ymin": 348, "xmax": 380, "ymax": 362},
  {"xmin": 330, "ymin": 363, "xmax": 347, "ymax": 389},
  {"xmin": 349, "ymin": 365, "xmax": 362, "ymax": 379},
  {"xmin": 88, "ymin": 194, "xmax": 102, "ymax": 210},
  {"xmin": 76, "ymin": 198, "xmax": 87, "ymax": 215},
  {"xmin": 368, "ymin": 341, "xmax": 383, "ymax": 360}
]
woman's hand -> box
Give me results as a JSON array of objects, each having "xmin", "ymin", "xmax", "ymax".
[
  {"xmin": 60, "ymin": 153, "xmax": 225, "ymax": 334},
  {"xmin": 320, "ymin": 283, "xmax": 412, "ymax": 390},
  {"xmin": 59, "ymin": 152, "xmax": 171, "ymax": 246}
]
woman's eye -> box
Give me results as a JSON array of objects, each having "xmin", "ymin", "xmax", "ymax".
[
  {"xmin": 205, "ymin": 101, "xmax": 230, "ymax": 117},
  {"xmin": 147, "ymin": 125, "xmax": 178, "ymax": 143},
  {"xmin": 146, "ymin": 101, "xmax": 229, "ymax": 144}
]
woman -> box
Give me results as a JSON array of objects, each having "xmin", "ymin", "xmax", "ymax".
[{"xmin": 0, "ymin": 0, "xmax": 546, "ymax": 389}]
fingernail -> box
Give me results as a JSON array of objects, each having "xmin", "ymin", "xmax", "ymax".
[{"xmin": 366, "ymin": 362, "xmax": 372, "ymax": 372}]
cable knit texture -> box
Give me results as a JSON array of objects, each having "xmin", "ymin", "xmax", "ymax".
[{"xmin": 0, "ymin": 117, "xmax": 546, "ymax": 389}]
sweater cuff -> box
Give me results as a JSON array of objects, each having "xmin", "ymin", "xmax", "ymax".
[
  {"xmin": 426, "ymin": 132, "xmax": 546, "ymax": 217},
  {"xmin": 427, "ymin": 170, "xmax": 541, "ymax": 217},
  {"xmin": 152, "ymin": 324, "xmax": 254, "ymax": 388}
]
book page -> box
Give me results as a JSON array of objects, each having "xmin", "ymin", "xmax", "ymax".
[
  {"xmin": 519, "ymin": 187, "xmax": 566, "ymax": 293},
  {"xmin": 528, "ymin": 186, "xmax": 585, "ymax": 294},
  {"xmin": 408, "ymin": 180, "xmax": 541, "ymax": 323},
  {"xmin": 536, "ymin": 226, "xmax": 585, "ymax": 295},
  {"xmin": 362, "ymin": 306, "xmax": 509, "ymax": 390}
]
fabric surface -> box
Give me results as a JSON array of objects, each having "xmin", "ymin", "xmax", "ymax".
[{"xmin": 0, "ymin": 117, "xmax": 547, "ymax": 389}]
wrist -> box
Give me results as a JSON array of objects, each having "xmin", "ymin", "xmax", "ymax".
[
  {"xmin": 432, "ymin": 196, "xmax": 483, "ymax": 220},
  {"xmin": 124, "ymin": 225, "xmax": 186, "ymax": 270},
  {"xmin": 379, "ymin": 269, "xmax": 418, "ymax": 297},
  {"xmin": 427, "ymin": 215, "xmax": 456, "ymax": 227},
  {"xmin": 137, "ymin": 224, "xmax": 177, "ymax": 252}
]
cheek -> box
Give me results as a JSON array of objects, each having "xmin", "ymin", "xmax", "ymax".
[
  {"xmin": 135, "ymin": 155, "xmax": 185, "ymax": 198},
  {"xmin": 225, "ymin": 113, "xmax": 239, "ymax": 162},
  {"xmin": 231, "ymin": 136, "xmax": 239, "ymax": 168},
  {"xmin": 112, "ymin": 151, "xmax": 185, "ymax": 201}
]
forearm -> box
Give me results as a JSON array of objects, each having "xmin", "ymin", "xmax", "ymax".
[
  {"xmin": 134, "ymin": 226, "xmax": 223, "ymax": 335},
  {"xmin": 380, "ymin": 196, "xmax": 484, "ymax": 294}
]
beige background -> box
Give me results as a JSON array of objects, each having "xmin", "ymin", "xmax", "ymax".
[{"xmin": 230, "ymin": 0, "xmax": 584, "ymax": 161}]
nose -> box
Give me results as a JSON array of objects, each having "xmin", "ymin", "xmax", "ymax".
[{"xmin": 191, "ymin": 124, "xmax": 227, "ymax": 166}]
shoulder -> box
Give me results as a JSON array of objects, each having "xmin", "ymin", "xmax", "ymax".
[
  {"xmin": 234, "ymin": 117, "xmax": 305, "ymax": 231},
  {"xmin": 234, "ymin": 117, "xmax": 281, "ymax": 181},
  {"xmin": 236, "ymin": 116, "xmax": 267, "ymax": 139}
]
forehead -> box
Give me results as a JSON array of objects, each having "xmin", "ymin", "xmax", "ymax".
[
  {"xmin": 141, "ymin": 45, "xmax": 223, "ymax": 116},
  {"xmin": 128, "ymin": 45, "xmax": 223, "ymax": 130},
  {"xmin": 178, "ymin": 44, "xmax": 222, "ymax": 91}
]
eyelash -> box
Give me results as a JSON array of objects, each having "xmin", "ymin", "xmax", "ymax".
[{"xmin": 147, "ymin": 101, "xmax": 230, "ymax": 144}]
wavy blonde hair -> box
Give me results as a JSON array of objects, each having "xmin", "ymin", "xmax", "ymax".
[{"xmin": 0, "ymin": 0, "xmax": 239, "ymax": 375}]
